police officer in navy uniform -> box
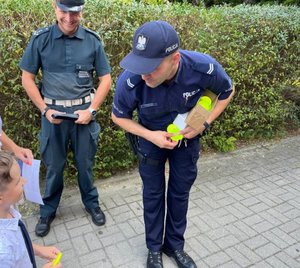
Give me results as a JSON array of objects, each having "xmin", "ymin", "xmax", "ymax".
[
  {"xmin": 112, "ymin": 21, "xmax": 234, "ymax": 268},
  {"xmin": 19, "ymin": 0, "xmax": 112, "ymax": 237}
]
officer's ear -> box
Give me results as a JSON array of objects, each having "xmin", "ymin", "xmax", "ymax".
[{"xmin": 172, "ymin": 51, "xmax": 181, "ymax": 65}]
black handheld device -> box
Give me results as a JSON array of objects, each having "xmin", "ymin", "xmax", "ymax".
[{"xmin": 52, "ymin": 113, "xmax": 79, "ymax": 121}]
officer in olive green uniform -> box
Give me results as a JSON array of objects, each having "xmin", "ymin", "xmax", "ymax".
[{"xmin": 19, "ymin": 0, "xmax": 112, "ymax": 237}]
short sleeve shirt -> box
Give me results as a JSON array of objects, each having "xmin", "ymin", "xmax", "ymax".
[
  {"xmin": 112, "ymin": 50, "xmax": 233, "ymax": 131},
  {"xmin": 19, "ymin": 24, "xmax": 111, "ymax": 100},
  {"xmin": 0, "ymin": 208, "xmax": 32, "ymax": 268}
]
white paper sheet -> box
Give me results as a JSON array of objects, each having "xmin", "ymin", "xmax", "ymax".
[{"xmin": 21, "ymin": 159, "xmax": 44, "ymax": 205}]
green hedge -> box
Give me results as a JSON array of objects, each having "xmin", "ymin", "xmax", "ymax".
[{"xmin": 0, "ymin": 0, "xmax": 299, "ymax": 179}]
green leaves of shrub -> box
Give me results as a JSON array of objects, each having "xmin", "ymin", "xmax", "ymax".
[{"xmin": 1, "ymin": 0, "xmax": 299, "ymax": 177}]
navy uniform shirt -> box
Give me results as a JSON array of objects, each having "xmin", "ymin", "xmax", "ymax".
[
  {"xmin": 19, "ymin": 24, "xmax": 111, "ymax": 100},
  {"xmin": 112, "ymin": 50, "xmax": 233, "ymax": 131}
]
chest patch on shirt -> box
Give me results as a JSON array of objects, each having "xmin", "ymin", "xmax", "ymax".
[
  {"xmin": 183, "ymin": 88, "xmax": 201, "ymax": 100},
  {"xmin": 140, "ymin": 103, "xmax": 158, "ymax": 108},
  {"xmin": 78, "ymin": 71, "xmax": 90, "ymax": 78}
]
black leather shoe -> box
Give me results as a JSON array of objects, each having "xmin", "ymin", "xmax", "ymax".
[
  {"xmin": 147, "ymin": 250, "xmax": 163, "ymax": 268},
  {"xmin": 35, "ymin": 214, "xmax": 56, "ymax": 237},
  {"xmin": 163, "ymin": 248, "xmax": 197, "ymax": 268},
  {"xmin": 86, "ymin": 206, "xmax": 106, "ymax": 226}
]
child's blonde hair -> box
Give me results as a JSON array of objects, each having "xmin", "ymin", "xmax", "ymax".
[{"xmin": 0, "ymin": 151, "xmax": 16, "ymax": 192}]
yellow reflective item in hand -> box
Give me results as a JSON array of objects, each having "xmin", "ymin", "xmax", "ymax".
[
  {"xmin": 52, "ymin": 252, "xmax": 62, "ymax": 266},
  {"xmin": 197, "ymin": 96, "xmax": 212, "ymax": 111},
  {"xmin": 167, "ymin": 124, "xmax": 183, "ymax": 141}
]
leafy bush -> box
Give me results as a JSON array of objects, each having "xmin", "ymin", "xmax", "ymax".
[{"xmin": 0, "ymin": 0, "xmax": 299, "ymax": 180}]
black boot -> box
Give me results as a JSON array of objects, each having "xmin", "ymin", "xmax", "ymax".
[
  {"xmin": 147, "ymin": 250, "xmax": 163, "ymax": 268},
  {"xmin": 163, "ymin": 248, "xmax": 197, "ymax": 268}
]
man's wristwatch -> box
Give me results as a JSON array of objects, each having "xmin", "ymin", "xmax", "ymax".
[
  {"xmin": 42, "ymin": 107, "xmax": 50, "ymax": 117},
  {"xmin": 203, "ymin": 121, "xmax": 211, "ymax": 131},
  {"xmin": 88, "ymin": 108, "xmax": 97, "ymax": 117}
]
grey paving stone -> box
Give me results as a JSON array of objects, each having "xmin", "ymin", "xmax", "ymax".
[
  {"xmin": 187, "ymin": 237, "xmax": 210, "ymax": 258},
  {"xmin": 284, "ymin": 242, "xmax": 300, "ymax": 259},
  {"xmin": 266, "ymin": 255, "xmax": 291, "ymax": 268},
  {"xmin": 243, "ymin": 214, "xmax": 264, "ymax": 226},
  {"xmin": 197, "ymin": 234, "xmax": 220, "ymax": 254},
  {"xmin": 232, "ymin": 202, "xmax": 254, "ymax": 217},
  {"xmin": 215, "ymin": 234, "xmax": 240, "ymax": 249},
  {"xmin": 225, "ymin": 224, "xmax": 250, "ymax": 241},
  {"xmin": 68, "ymin": 224, "xmax": 94, "ymax": 238},
  {"xmin": 53, "ymin": 222, "xmax": 70, "ymax": 242},
  {"xmin": 217, "ymin": 214, "xmax": 238, "ymax": 226},
  {"xmin": 128, "ymin": 201, "xmax": 143, "ymax": 217},
  {"xmin": 284, "ymin": 208, "xmax": 300, "ymax": 220},
  {"xmin": 250, "ymin": 202, "xmax": 271, "ymax": 214},
  {"xmin": 225, "ymin": 189, "xmax": 245, "ymax": 201},
  {"xmin": 84, "ymin": 232, "xmax": 103, "ymax": 251},
  {"xmin": 258, "ymin": 210, "xmax": 283, "ymax": 227},
  {"xmin": 265, "ymin": 208, "xmax": 290, "ymax": 224},
  {"xmin": 270, "ymin": 228, "xmax": 297, "ymax": 246},
  {"xmin": 100, "ymin": 231, "xmax": 125, "ymax": 247},
  {"xmin": 225, "ymin": 204, "xmax": 247, "ymax": 220},
  {"xmin": 127, "ymin": 218, "xmax": 145, "ymax": 235},
  {"xmin": 55, "ymin": 240, "xmax": 73, "ymax": 252},
  {"xmin": 105, "ymin": 242, "xmax": 135, "ymax": 267},
  {"xmin": 244, "ymin": 235, "xmax": 269, "ymax": 250},
  {"xmin": 219, "ymin": 260, "xmax": 241, "ymax": 268},
  {"xmin": 207, "ymin": 227, "xmax": 229, "ymax": 240},
  {"xmin": 71, "ymin": 236, "xmax": 90, "ymax": 256},
  {"xmin": 65, "ymin": 216, "xmax": 90, "ymax": 230},
  {"xmin": 184, "ymin": 222, "xmax": 202, "ymax": 239},
  {"xmin": 118, "ymin": 221, "xmax": 137, "ymax": 238},
  {"xmin": 225, "ymin": 246, "xmax": 252, "ymax": 267},
  {"xmin": 262, "ymin": 230, "xmax": 289, "ymax": 249},
  {"xmin": 112, "ymin": 210, "xmax": 137, "ymax": 223},
  {"xmin": 252, "ymin": 219, "xmax": 275, "ymax": 233},
  {"xmin": 241, "ymin": 197, "xmax": 261, "ymax": 207},
  {"xmin": 249, "ymin": 260, "xmax": 276, "ymax": 268},
  {"xmin": 203, "ymin": 251, "xmax": 231, "ymax": 267},
  {"xmin": 79, "ymin": 249, "xmax": 107, "ymax": 266},
  {"xmin": 217, "ymin": 196, "xmax": 236, "ymax": 207},
  {"xmin": 275, "ymin": 251, "xmax": 300, "ymax": 268},
  {"xmin": 279, "ymin": 220, "xmax": 300, "ymax": 234},
  {"xmin": 234, "ymin": 243, "xmax": 262, "ymax": 263},
  {"xmin": 255, "ymin": 242, "xmax": 281, "ymax": 258}
]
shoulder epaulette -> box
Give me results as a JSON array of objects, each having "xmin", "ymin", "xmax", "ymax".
[
  {"xmin": 32, "ymin": 26, "xmax": 50, "ymax": 37},
  {"xmin": 83, "ymin": 27, "xmax": 101, "ymax": 40},
  {"xmin": 125, "ymin": 74, "xmax": 143, "ymax": 90},
  {"xmin": 191, "ymin": 62, "xmax": 218, "ymax": 75}
]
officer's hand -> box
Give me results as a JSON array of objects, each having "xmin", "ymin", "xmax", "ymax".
[
  {"xmin": 74, "ymin": 109, "xmax": 92, "ymax": 124},
  {"xmin": 181, "ymin": 125, "xmax": 203, "ymax": 139},
  {"xmin": 149, "ymin": 131, "xmax": 178, "ymax": 149},
  {"xmin": 46, "ymin": 109, "xmax": 64, "ymax": 125}
]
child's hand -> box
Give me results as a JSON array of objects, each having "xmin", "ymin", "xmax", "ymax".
[
  {"xmin": 42, "ymin": 262, "xmax": 62, "ymax": 268},
  {"xmin": 39, "ymin": 246, "xmax": 61, "ymax": 260},
  {"xmin": 33, "ymin": 243, "xmax": 61, "ymax": 261}
]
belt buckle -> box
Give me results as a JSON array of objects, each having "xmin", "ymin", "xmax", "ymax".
[
  {"xmin": 65, "ymin": 100, "xmax": 72, "ymax": 107},
  {"xmin": 72, "ymin": 99, "xmax": 82, "ymax": 106}
]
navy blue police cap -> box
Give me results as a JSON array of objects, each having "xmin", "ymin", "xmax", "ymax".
[
  {"xmin": 56, "ymin": 0, "xmax": 85, "ymax": 12},
  {"xmin": 120, "ymin": 21, "xmax": 180, "ymax": 75}
]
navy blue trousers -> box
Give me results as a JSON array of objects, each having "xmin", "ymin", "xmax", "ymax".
[
  {"xmin": 138, "ymin": 137, "xmax": 200, "ymax": 252},
  {"xmin": 39, "ymin": 103, "xmax": 100, "ymax": 217}
]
